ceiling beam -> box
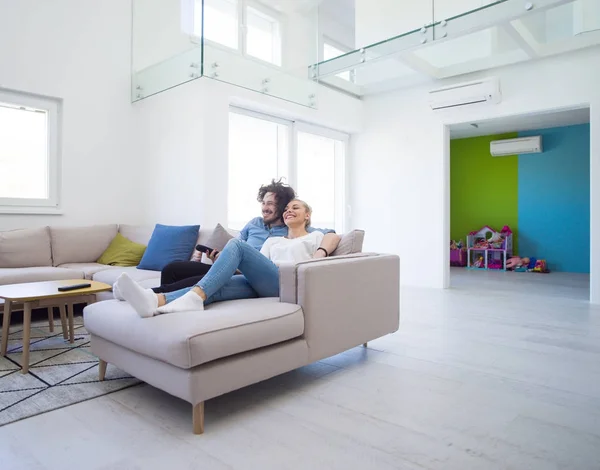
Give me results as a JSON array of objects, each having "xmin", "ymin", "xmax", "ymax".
[
  {"xmin": 501, "ymin": 22, "xmax": 541, "ymax": 59},
  {"xmin": 395, "ymin": 52, "xmax": 443, "ymax": 79}
]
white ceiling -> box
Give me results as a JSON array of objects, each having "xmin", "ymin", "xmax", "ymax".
[
  {"xmin": 319, "ymin": 0, "xmax": 355, "ymax": 29},
  {"xmin": 450, "ymin": 107, "xmax": 590, "ymax": 139}
]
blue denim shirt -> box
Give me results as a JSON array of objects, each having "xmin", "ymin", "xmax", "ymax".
[{"xmin": 239, "ymin": 217, "xmax": 335, "ymax": 250}]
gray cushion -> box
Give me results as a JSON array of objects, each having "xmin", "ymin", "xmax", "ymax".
[
  {"xmin": 84, "ymin": 297, "xmax": 304, "ymax": 369},
  {"xmin": 332, "ymin": 230, "xmax": 365, "ymax": 256},
  {"xmin": 0, "ymin": 267, "xmax": 86, "ymax": 285},
  {"xmin": 91, "ymin": 266, "xmax": 160, "ymax": 286},
  {"xmin": 0, "ymin": 227, "xmax": 53, "ymax": 268},
  {"xmin": 50, "ymin": 225, "xmax": 118, "ymax": 266},
  {"xmin": 206, "ymin": 223, "xmax": 235, "ymax": 251}
]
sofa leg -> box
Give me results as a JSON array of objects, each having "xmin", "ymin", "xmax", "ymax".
[
  {"xmin": 98, "ymin": 359, "xmax": 107, "ymax": 381},
  {"xmin": 193, "ymin": 402, "xmax": 205, "ymax": 435},
  {"xmin": 363, "ymin": 342, "xmax": 368, "ymax": 348}
]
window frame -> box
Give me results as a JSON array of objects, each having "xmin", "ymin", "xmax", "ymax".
[
  {"xmin": 227, "ymin": 106, "xmax": 348, "ymax": 233},
  {"xmin": 190, "ymin": 0, "xmax": 283, "ymax": 68},
  {"xmin": 0, "ymin": 89, "xmax": 61, "ymax": 214},
  {"xmin": 243, "ymin": 0, "xmax": 283, "ymax": 67}
]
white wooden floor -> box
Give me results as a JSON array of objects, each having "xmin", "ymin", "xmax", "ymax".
[{"xmin": 2, "ymin": 271, "xmax": 600, "ymax": 470}]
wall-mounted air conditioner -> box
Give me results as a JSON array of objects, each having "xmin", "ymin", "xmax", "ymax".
[
  {"xmin": 428, "ymin": 78, "xmax": 501, "ymax": 111},
  {"xmin": 490, "ymin": 136, "xmax": 543, "ymax": 156}
]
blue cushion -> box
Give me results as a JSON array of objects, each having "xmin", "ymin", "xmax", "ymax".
[{"xmin": 137, "ymin": 224, "xmax": 200, "ymax": 271}]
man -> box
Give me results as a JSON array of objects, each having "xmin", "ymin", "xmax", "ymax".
[{"xmin": 151, "ymin": 179, "xmax": 339, "ymax": 294}]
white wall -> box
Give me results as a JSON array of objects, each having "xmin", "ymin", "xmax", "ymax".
[
  {"xmin": 136, "ymin": 76, "xmax": 363, "ymax": 229},
  {"xmin": 0, "ymin": 0, "xmax": 142, "ymax": 231},
  {"xmin": 351, "ymin": 47, "xmax": 600, "ymax": 302}
]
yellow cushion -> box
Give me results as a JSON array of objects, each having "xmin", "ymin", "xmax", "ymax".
[{"xmin": 97, "ymin": 233, "xmax": 146, "ymax": 267}]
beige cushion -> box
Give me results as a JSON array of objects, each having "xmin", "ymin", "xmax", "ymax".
[
  {"xmin": 91, "ymin": 266, "xmax": 160, "ymax": 286},
  {"xmin": 50, "ymin": 225, "xmax": 118, "ymax": 266},
  {"xmin": 0, "ymin": 267, "xmax": 86, "ymax": 285},
  {"xmin": 57, "ymin": 263, "xmax": 116, "ymax": 280},
  {"xmin": 332, "ymin": 229, "xmax": 365, "ymax": 256},
  {"xmin": 0, "ymin": 227, "xmax": 53, "ymax": 268},
  {"xmin": 118, "ymin": 225, "xmax": 155, "ymax": 246},
  {"xmin": 84, "ymin": 297, "xmax": 304, "ymax": 369}
]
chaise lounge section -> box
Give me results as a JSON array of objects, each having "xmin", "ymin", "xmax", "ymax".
[{"xmin": 83, "ymin": 252, "xmax": 400, "ymax": 434}]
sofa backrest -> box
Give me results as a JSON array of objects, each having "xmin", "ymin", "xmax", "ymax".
[
  {"xmin": 0, "ymin": 227, "xmax": 53, "ymax": 268},
  {"xmin": 117, "ymin": 224, "xmax": 155, "ymax": 246},
  {"xmin": 50, "ymin": 224, "xmax": 118, "ymax": 266}
]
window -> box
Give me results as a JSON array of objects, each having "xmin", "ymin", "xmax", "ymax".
[
  {"xmin": 228, "ymin": 110, "xmax": 289, "ymax": 230},
  {"xmin": 323, "ymin": 40, "xmax": 354, "ymax": 83},
  {"xmin": 198, "ymin": 0, "xmax": 238, "ymax": 50},
  {"xmin": 296, "ymin": 128, "xmax": 346, "ymax": 232},
  {"xmin": 193, "ymin": 0, "xmax": 283, "ymax": 66},
  {"xmin": 246, "ymin": 6, "xmax": 282, "ymax": 66},
  {"xmin": 0, "ymin": 90, "xmax": 59, "ymax": 213},
  {"xmin": 228, "ymin": 108, "xmax": 347, "ymax": 233}
]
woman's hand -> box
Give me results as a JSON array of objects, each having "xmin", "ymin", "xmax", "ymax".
[{"xmin": 208, "ymin": 249, "xmax": 220, "ymax": 262}]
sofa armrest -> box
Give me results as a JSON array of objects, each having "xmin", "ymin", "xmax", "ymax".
[{"xmin": 279, "ymin": 253, "xmax": 400, "ymax": 362}]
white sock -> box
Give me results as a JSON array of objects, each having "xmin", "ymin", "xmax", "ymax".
[
  {"xmin": 117, "ymin": 273, "xmax": 158, "ymax": 318},
  {"xmin": 156, "ymin": 290, "xmax": 204, "ymax": 315},
  {"xmin": 112, "ymin": 281, "xmax": 125, "ymax": 301}
]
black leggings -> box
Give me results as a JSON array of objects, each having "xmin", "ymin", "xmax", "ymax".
[{"xmin": 151, "ymin": 261, "xmax": 212, "ymax": 294}]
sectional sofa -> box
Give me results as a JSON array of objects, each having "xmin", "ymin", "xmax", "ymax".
[{"xmin": 1, "ymin": 224, "xmax": 401, "ymax": 434}]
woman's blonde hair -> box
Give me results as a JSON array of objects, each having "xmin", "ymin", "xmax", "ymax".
[{"xmin": 288, "ymin": 199, "xmax": 312, "ymax": 228}]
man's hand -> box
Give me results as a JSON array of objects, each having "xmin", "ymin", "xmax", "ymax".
[
  {"xmin": 208, "ymin": 250, "xmax": 220, "ymax": 262},
  {"xmin": 312, "ymin": 249, "xmax": 327, "ymax": 259}
]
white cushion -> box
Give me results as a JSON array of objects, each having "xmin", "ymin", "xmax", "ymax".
[
  {"xmin": 0, "ymin": 227, "xmax": 53, "ymax": 268},
  {"xmin": 50, "ymin": 225, "xmax": 118, "ymax": 266}
]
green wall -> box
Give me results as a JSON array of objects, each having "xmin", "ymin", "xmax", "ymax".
[{"xmin": 450, "ymin": 133, "xmax": 519, "ymax": 254}]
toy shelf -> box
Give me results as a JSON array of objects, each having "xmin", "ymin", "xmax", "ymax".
[{"xmin": 466, "ymin": 226, "xmax": 513, "ymax": 271}]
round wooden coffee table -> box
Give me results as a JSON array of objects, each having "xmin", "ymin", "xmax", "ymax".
[{"xmin": 0, "ymin": 279, "xmax": 111, "ymax": 374}]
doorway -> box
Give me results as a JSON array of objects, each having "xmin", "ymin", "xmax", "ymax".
[{"xmin": 445, "ymin": 107, "xmax": 592, "ymax": 301}]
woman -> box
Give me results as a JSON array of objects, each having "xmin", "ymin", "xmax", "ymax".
[{"xmin": 115, "ymin": 200, "xmax": 339, "ymax": 318}]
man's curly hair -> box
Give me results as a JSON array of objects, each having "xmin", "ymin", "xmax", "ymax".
[{"xmin": 257, "ymin": 178, "xmax": 296, "ymax": 223}]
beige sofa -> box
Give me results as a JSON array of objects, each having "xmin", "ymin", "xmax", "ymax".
[
  {"xmin": 1, "ymin": 224, "xmax": 400, "ymax": 435},
  {"xmin": 84, "ymin": 252, "xmax": 400, "ymax": 434}
]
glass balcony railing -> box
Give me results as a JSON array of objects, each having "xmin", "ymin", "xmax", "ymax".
[
  {"xmin": 315, "ymin": 0, "xmax": 600, "ymax": 97},
  {"xmin": 131, "ymin": 0, "xmax": 600, "ymax": 103},
  {"xmin": 132, "ymin": 0, "xmax": 320, "ymax": 107}
]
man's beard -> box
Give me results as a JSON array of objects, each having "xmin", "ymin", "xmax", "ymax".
[{"xmin": 262, "ymin": 211, "xmax": 279, "ymax": 224}]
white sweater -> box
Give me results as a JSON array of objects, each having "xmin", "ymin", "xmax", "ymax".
[{"xmin": 260, "ymin": 231, "xmax": 325, "ymax": 264}]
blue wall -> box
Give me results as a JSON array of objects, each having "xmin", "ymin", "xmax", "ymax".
[{"xmin": 518, "ymin": 124, "xmax": 590, "ymax": 273}]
